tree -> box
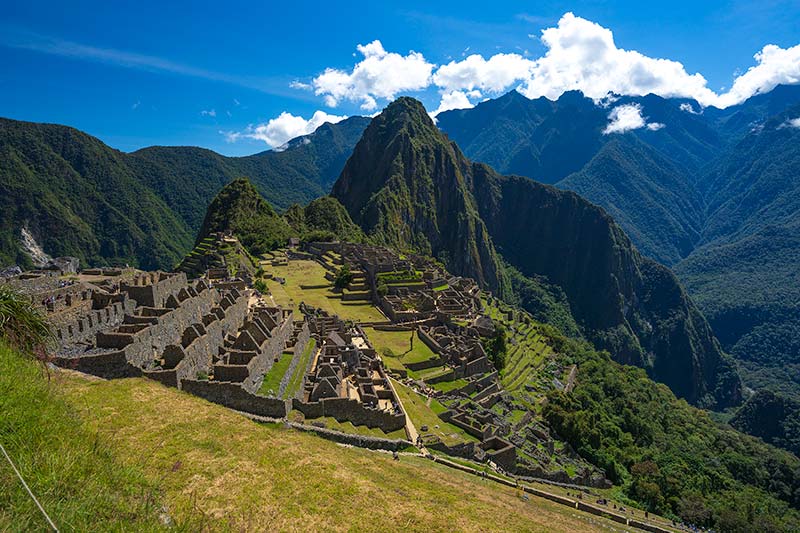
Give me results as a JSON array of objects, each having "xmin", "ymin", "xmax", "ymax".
[
  {"xmin": 482, "ymin": 324, "xmax": 507, "ymax": 370},
  {"xmin": 334, "ymin": 264, "xmax": 354, "ymax": 290}
]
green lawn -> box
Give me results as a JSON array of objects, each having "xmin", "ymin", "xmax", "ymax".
[
  {"xmin": 283, "ymin": 338, "xmax": 316, "ymax": 399},
  {"xmin": 365, "ymin": 327, "xmax": 439, "ymax": 364},
  {"xmin": 392, "ymin": 379, "xmax": 476, "ymax": 446},
  {"xmin": 431, "ymin": 378, "xmax": 469, "ymax": 393},
  {"xmin": 265, "ymin": 260, "xmax": 385, "ymax": 322},
  {"xmin": 258, "ymin": 351, "xmax": 294, "ymax": 397}
]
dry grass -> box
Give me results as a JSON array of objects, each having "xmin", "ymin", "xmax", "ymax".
[{"xmin": 58, "ymin": 373, "xmax": 613, "ymax": 532}]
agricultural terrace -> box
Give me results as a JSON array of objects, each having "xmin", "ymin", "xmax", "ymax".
[
  {"xmin": 262, "ymin": 259, "xmax": 385, "ymax": 322},
  {"xmin": 391, "ymin": 379, "xmax": 478, "ymax": 447}
]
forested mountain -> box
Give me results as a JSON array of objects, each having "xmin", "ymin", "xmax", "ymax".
[
  {"xmin": 332, "ymin": 97, "xmax": 740, "ymax": 409},
  {"xmin": 0, "ymin": 117, "xmax": 193, "ymax": 270},
  {"xmin": 130, "ymin": 116, "xmax": 369, "ymax": 230},
  {"xmin": 438, "ymin": 85, "xmax": 800, "ymax": 405},
  {"xmin": 0, "ymin": 115, "xmax": 368, "ymax": 270},
  {"xmin": 675, "ymin": 104, "xmax": 800, "ymax": 399}
]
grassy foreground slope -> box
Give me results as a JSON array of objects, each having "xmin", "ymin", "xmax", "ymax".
[
  {"xmin": 59, "ymin": 375, "xmax": 613, "ymax": 532},
  {"xmin": 0, "ymin": 343, "xmax": 163, "ymax": 531},
  {"xmin": 2, "ymin": 343, "xmax": 613, "ymax": 532}
]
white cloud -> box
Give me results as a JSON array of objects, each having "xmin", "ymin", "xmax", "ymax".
[
  {"xmin": 679, "ymin": 102, "xmax": 701, "ymax": 114},
  {"xmin": 603, "ymin": 104, "xmax": 646, "ymax": 134},
  {"xmin": 297, "ymin": 12, "xmax": 800, "ymax": 111},
  {"xmin": 430, "ymin": 89, "xmax": 482, "ymax": 117},
  {"xmin": 311, "ymin": 39, "xmax": 434, "ymax": 110},
  {"xmin": 519, "ymin": 13, "xmax": 720, "ymax": 105},
  {"xmin": 779, "ymin": 117, "xmax": 800, "ymax": 129},
  {"xmin": 223, "ymin": 110, "xmax": 347, "ymax": 148},
  {"xmin": 200, "ymin": 109, "xmax": 216, "ymax": 117},
  {"xmin": 714, "ymin": 44, "xmax": 800, "ymax": 108},
  {"xmin": 434, "ymin": 53, "xmax": 534, "ymax": 94},
  {"xmin": 603, "ymin": 103, "xmax": 664, "ymax": 134}
]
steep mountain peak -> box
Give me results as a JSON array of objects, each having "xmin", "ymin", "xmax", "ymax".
[{"xmin": 332, "ymin": 97, "xmax": 504, "ymax": 290}]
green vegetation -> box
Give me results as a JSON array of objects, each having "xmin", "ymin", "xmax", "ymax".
[
  {"xmin": 0, "ymin": 285, "xmax": 50, "ymax": 354},
  {"xmin": 481, "ymin": 323, "xmax": 508, "ymax": 371},
  {"xmin": 0, "ymin": 118, "xmax": 193, "ymax": 269},
  {"xmin": 365, "ymin": 328, "xmax": 439, "ymax": 367},
  {"xmin": 376, "ymin": 270, "xmax": 423, "ymax": 284},
  {"xmin": 283, "ymin": 339, "xmax": 316, "ymax": 399},
  {"xmin": 265, "ymin": 260, "xmax": 385, "ymax": 322},
  {"xmin": 196, "ymin": 178, "xmax": 291, "ymax": 256},
  {"xmin": 333, "ymin": 264, "xmax": 354, "ymax": 289},
  {"xmin": 258, "ymin": 352, "xmax": 294, "ymax": 397},
  {"xmin": 541, "ymin": 329, "xmax": 800, "ymax": 532},
  {"xmin": 730, "ymin": 390, "xmax": 800, "ymax": 456},
  {"xmin": 0, "ymin": 342, "xmax": 164, "ymax": 530},
  {"xmin": 392, "ymin": 379, "xmax": 476, "ymax": 446},
  {"xmin": 284, "ymin": 196, "xmax": 366, "ymax": 243}
]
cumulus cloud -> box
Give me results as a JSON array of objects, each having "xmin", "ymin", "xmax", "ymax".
[
  {"xmin": 603, "ymin": 104, "xmax": 646, "ymax": 134},
  {"xmin": 200, "ymin": 109, "xmax": 216, "ymax": 117},
  {"xmin": 311, "ymin": 40, "xmax": 434, "ymax": 110},
  {"xmin": 603, "ymin": 103, "xmax": 664, "ymax": 134},
  {"xmin": 714, "ymin": 44, "xmax": 800, "ymax": 108},
  {"xmin": 223, "ymin": 110, "xmax": 347, "ymax": 148},
  {"xmin": 297, "ymin": 12, "xmax": 800, "ymax": 112},
  {"xmin": 430, "ymin": 89, "xmax": 482, "ymax": 117},
  {"xmin": 434, "ymin": 53, "xmax": 534, "ymax": 94}
]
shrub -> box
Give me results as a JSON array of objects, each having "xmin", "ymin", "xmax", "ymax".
[{"xmin": 0, "ymin": 285, "xmax": 50, "ymax": 356}]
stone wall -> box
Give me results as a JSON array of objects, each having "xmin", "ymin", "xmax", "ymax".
[
  {"xmin": 116, "ymin": 286, "xmax": 218, "ymax": 368},
  {"xmin": 287, "ymin": 422, "xmax": 410, "ymax": 451},
  {"xmin": 242, "ymin": 312, "xmax": 295, "ymax": 393},
  {"xmin": 54, "ymin": 350, "xmax": 142, "ymax": 379},
  {"xmin": 120, "ymin": 271, "xmax": 188, "ymax": 308},
  {"xmin": 181, "ymin": 379, "xmax": 290, "ymax": 418},
  {"xmin": 54, "ymin": 298, "xmax": 135, "ymax": 347},
  {"xmin": 291, "ymin": 397, "xmax": 405, "ymax": 433},
  {"xmin": 174, "ymin": 291, "xmax": 249, "ymax": 385}
]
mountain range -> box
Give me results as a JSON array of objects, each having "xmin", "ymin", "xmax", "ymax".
[
  {"xmin": 438, "ymin": 85, "xmax": 800, "ymax": 401},
  {"xmin": 0, "ymin": 115, "xmax": 369, "ymax": 270},
  {"xmin": 2, "ymin": 84, "xmax": 800, "ymax": 408}
]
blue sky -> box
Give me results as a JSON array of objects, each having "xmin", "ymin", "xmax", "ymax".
[{"xmin": 1, "ymin": 1, "xmax": 799, "ymax": 156}]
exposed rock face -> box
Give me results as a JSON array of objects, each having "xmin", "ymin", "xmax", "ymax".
[
  {"xmin": 332, "ymin": 97, "xmax": 741, "ymax": 408},
  {"xmin": 19, "ymin": 227, "xmax": 51, "ymax": 267}
]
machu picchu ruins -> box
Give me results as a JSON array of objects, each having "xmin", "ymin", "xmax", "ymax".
[{"xmin": 3, "ymin": 237, "xmax": 608, "ymax": 491}]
